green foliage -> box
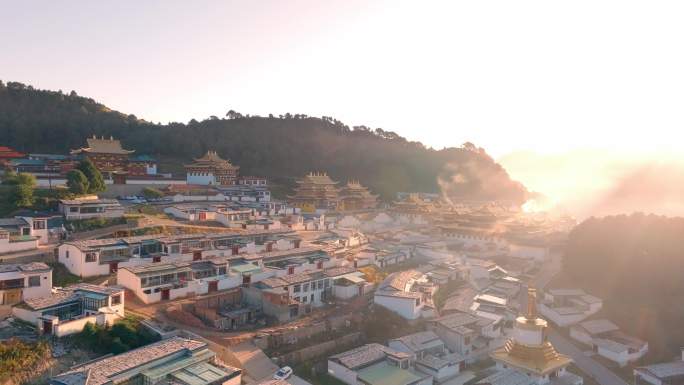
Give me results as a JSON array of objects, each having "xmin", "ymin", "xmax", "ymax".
[
  {"xmin": 1, "ymin": 171, "xmax": 36, "ymax": 208},
  {"xmin": 142, "ymin": 187, "xmax": 163, "ymax": 199},
  {"xmin": 67, "ymin": 217, "xmax": 127, "ymax": 232},
  {"xmin": 66, "ymin": 169, "xmax": 89, "ymax": 194},
  {"xmin": 0, "ymin": 81, "xmax": 527, "ymax": 202},
  {"xmin": 77, "ymin": 158, "xmax": 106, "ymax": 193},
  {"xmin": 0, "ymin": 338, "xmax": 50, "ymax": 382},
  {"xmin": 74, "ymin": 316, "xmax": 160, "ymax": 354},
  {"xmin": 47, "ymin": 261, "xmax": 82, "ymax": 286}
]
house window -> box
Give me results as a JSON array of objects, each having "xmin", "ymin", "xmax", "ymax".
[
  {"xmin": 317, "ymin": 280, "xmax": 324, "ymax": 290},
  {"xmin": 69, "ymin": 207, "xmax": 79, "ymax": 213},
  {"xmin": 288, "ymin": 266, "xmax": 295, "ymax": 275},
  {"xmin": 111, "ymin": 294, "xmax": 121, "ymax": 305},
  {"xmin": 85, "ymin": 252, "xmax": 97, "ymax": 262},
  {"xmin": 302, "ymin": 296, "xmax": 307, "ymax": 303},
  {"xmin": 28, "ymin": 276, "xmax": 41, "ymax": 287},
  {"xmin": 65, "ymin": 250, "xmax": 69, "ymax": 259},
  {"xmin": 293, "ymin": 284, "xmax": 301, "ymax": 293},
  {"xmin": 303, "ymin": 283, "xmax": 309, "ymax": 291},
  {"xmin": 324, "ymin": 279, "xmax": 331, "ymax": 288},
  {"xmin": 311, "ymin": 294, "xmax": 314, "ymax": 302},
  {"xmin": 33, "ymin": 220, "xmax": 46, "ymax": 230}
]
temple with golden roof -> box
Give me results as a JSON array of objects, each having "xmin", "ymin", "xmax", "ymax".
[
  {"xmin": 288, "ymin": 172, "xmax": 340, "ymax": 213},
  {"xmin": 338, "ymin": 180, "xmax": 378, "ymax": 211},
  {"xmin": 481, "ymin": 288, "xmax": 583, "ymax": 385},
  {"xmin": 71, "ymin": 135, "xmax": 135, "ymax": 174},
  {"xmin": 184, "ymin": 150, "xmax": 239, "ymax": 186}
]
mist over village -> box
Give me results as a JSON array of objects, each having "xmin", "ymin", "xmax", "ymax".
[{"xmin": 2, "ymin": 2, "xmax": 684, "ymax": 385}]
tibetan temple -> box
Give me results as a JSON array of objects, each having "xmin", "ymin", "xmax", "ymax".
[
  {"xmin": 338, "ymin": 180, "xmax": 379, "ymax": 211},
  {"xmin": 71, "ymin": 136, "xmax": 154, "ymax": 176},
  {"xmin": 486, "ymin": 288, "xmax": 581, "ymax": 385},
  {"xmin": 289, "ymin": 172, "xmax": 341, "ymax": 212},
  {"xmin": 184, "ymin": 150, "xmax": 240, "ymax": 186}
]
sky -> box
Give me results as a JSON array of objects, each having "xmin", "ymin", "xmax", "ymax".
[{"xmin": 2, "ymin": 0, "xmax": 684, "ymax": 216}]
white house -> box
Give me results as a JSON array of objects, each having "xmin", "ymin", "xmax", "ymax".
[
  {"xmin": 389, "ymin": 331, "xmax": 464, "ymax": 383},
  {"xmin": 12, "ymin": 283, "xmax": 124, "ymax": 337},
  {"xmin": 373, "ymin": 270, "xmax": 436, "ymax": 320},
  {"xmin": 635, "ymin": 350, "xmax": 684, "ymax": 385},
  {"xmin": 328, "ymin": 343, "xmax": 432, "ymax": 385},
  {"xmin": 426, "ymin": 311, "xmax": 504, "ymax": 363},
  {"xmin": 570, "ymin": 319, "xmax": 648, "ymax": 366},
  {"xmin": 540, "ymin": 289, "xmax": 603, "ymax": 327},
  {"xmin": 0, "ymin": 262, "xmax": 52, "ymax": 305},
  {"xmin": 57, "ymin": 229, "xmax": 298, "ymax": 277},
  {"xmin": 117, "ymin": 257, "xmax": 269, "ymax": 304},
  {"xmin": 50, "ymin": 337, "xmax": 242, "ymax": 385},
  {"xmin": 59, "ymin": 198, "xmax": 125, "ymax": 220}
]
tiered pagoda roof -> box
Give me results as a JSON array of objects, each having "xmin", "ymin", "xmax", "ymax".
[
  {"xmin": 339, "ymin": 180, "xmax": 378, "ymax": 210},
  {"xmin": 289, "ymin": 172, "xmax": 341, "ymax": 208},
  {"xmin": 71, "ymin": 135, "xmax": 134, "ymax": 155},
  {"xmin": 184, "ymin": 151, "xmax": 239, "ymax": 171}
]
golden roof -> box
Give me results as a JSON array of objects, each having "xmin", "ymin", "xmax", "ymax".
[
  {"xmin": 71, "ymin": 135, "xmax": 134, "ymax": 155},
  {"xmin": 490, "ymin": 340, "xmax": 572, "ymax": 376},
  {"xmin": 490, "ymin": 288, "xmax": 573, "ymax": 376},
  {"xmin": 185, "ymin": 150, "xmax": 238, "ymax": 170}
]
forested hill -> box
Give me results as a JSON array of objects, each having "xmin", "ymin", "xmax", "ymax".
[
  {"xmin": 562, "ymin": 213, "xmax": 684, "ymax": 359},
  {"xmin": 0, "ymin": 80, "xmax": 527, "ymax": 202}
]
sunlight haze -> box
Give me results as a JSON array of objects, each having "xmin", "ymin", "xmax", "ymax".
[{"xmin": 2, "ymin": 0, "xmax": 683, "ymax": 215}]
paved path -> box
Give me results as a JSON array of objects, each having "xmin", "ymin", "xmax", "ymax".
[{"xmin": 549, "ymin": 329, "xmax": 630, "ymax": 385}]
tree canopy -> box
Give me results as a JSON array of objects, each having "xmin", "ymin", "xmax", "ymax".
[
  {"xmin": 77, "ymin": 158, "xmax": 106, "ymax": 193},
  {"xmin": 66, "ymin": 170, "xmax": 89, "ymax": 194}
]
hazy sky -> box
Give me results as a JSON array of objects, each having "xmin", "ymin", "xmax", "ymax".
[{"xmin": 3, "ymin": 0, "xmax": 683, "ymax": 158}]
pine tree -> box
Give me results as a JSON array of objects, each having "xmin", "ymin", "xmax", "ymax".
[
  {"xmin": 66, "ymin": 170, "xmax": 89, "ymax": 194},
  {"xmin": 77, "ymin": 158, "xmax": 106, "ymax": 193}
]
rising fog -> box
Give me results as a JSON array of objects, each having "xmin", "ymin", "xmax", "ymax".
[{"xmin": 499, "ymin": 150, "xmax": 684, "ymax": 219}]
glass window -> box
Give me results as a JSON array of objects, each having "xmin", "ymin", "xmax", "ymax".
[
  {"xmin": 85, "ymin": 252, "xmax": 97, "ymax": 262},
  {"xmin": 28, "ymin": 276, "xmax": 41, "ymax": 287},
  {"xmin": 293, "ymin": 284, "xmax": 301, "ymax": 293},
  {"xmin": 303, "ymin": 283, "xmax": 309, "ymax": 292},
  {"xmin": 111, "ymin": 294, "xmax": 121, "ymax": 305},
  {"xmin": 70, "ymin": 207, "xmax": 79, "ymax": 213},
  {"xmin": 33, "ymin": 220, "xmax": 46, "ymax": 230}
]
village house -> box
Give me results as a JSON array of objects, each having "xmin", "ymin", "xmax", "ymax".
[
  {"xmin": 373, "ymin": 270, "xmax": 437, "ymax": 320},
  {"xmin": 570, "ymin": 319, "xmax": 648, "ymax": 366},
  {"xmin": 426, "ymin": 311, "xmax": 503, "ymax": 363},
  {"xmin": 481, "ymin": 289, "xmax": 582, "ymax": 385},
  {"xmin": 13, "ymin": 283, "xmax": 124, "ymax": 337},
  {"xmin": 117, "ymin": 257, "xmax": 272, "ymax": 304},
  {"xmin": 0, "ymin": 262, "xmax": 52, "ymax": 305},
  {"xmin": 389, "ymin": 331, "xmax": 465, "ymax": 383},
  {"xmin": 50, "ymin": 337, "xmax": 241, "ymax": 385},
  {"xmin": 539, "ymin": 288, "xmax": 603, "ymax": 327},
  {"xmin": 634, "ymin": 350, "xmax": 684, "ymax": 385},
  {"xmin": 242, "ymin": 266, "xmax": 362, "ymax": 322},
  {"xmin": 59, "ymin": 197, "xmax": 125, "ymax": 220},
  {"xmin": 327, "ymin": 343, "xmax": 432, "ymax": 385},
  {"xmin": 0, "ymin": 218, "xmax": 41, "ymax": 253},
  {"xmin": 13, "ymin": 209, "xmax": 66, "ymax": 244},
  {"xmin": 57, "ymin": 229, "xmax": 298, "ymax": 277}
]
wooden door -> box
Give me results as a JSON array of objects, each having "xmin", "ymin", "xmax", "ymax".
[
  {"xmin": 193, "ymin": 251, "xmax": 202, "ymax": 261},
  {"xmin": 109, "ymin": 262, "xmax": 118, "ymax": 274},
  {"xmin": 161, "ymin": 288, "xmax": 170, "ymax": 300},
  {"xmin": 209, "ymin": 281, "xmax": 218, "ymax": 293}
]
